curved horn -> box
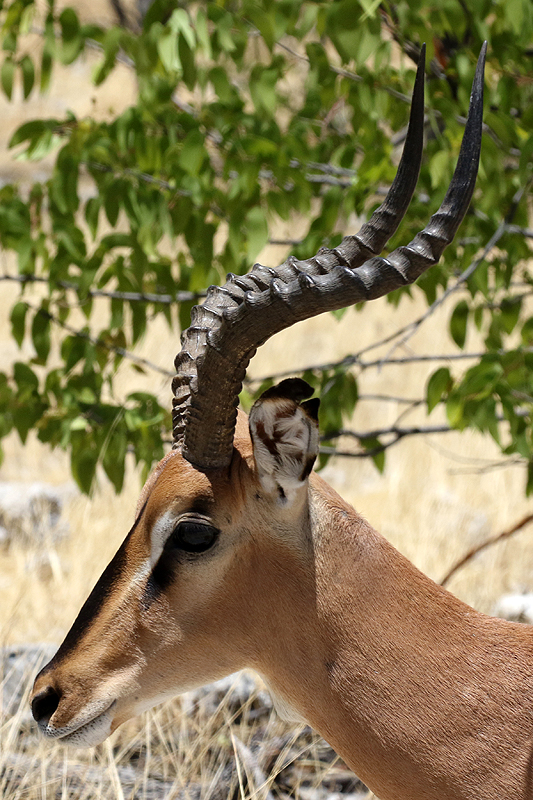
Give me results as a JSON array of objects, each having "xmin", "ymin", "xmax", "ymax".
[{"xmin": 173, "ymin": 43, "xmax": 486, "ymax": 470}]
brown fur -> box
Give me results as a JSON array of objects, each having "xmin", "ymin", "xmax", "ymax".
[{"xmin": 31, "ymin": 410, "xmax": 533, "ymax": 799}]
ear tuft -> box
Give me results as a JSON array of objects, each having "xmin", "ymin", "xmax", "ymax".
[
  {"xmin": 301, "ymin": 397, "xmax": 320, "ymax": 422},
  {"xmin": 249, "ymin": 380, "xmax": 319, "ymax": 505},
  {"xmin": 259, "ymin": 377, "xmax": 314, "ymax": 404}
]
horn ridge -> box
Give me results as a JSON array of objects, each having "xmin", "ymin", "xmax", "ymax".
[{"xmin": 173, "ymin": 45, "xmax": 485, "ymax": 470}]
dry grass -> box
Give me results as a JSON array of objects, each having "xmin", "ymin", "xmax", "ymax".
[
  {"xmin": 2, "ymin": 655, "xmax": 369, "ymax": 800},
  {"xmin": 1, "ymin": 8, "xmax": 533, "ymax": 797}
]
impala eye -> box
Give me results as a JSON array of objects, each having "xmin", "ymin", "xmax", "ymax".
[{"xmin": 170, "ymin": 520, "xmax": 219, "ymax": 553}]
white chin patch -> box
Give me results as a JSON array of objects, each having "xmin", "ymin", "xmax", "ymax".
[
  {"xmin": 61, "ymin": 714, "xmax": 112, "ymax": 748},
  {"xmin": 41, "ymin": 705, "xmax": 114, "ymax": 749}
]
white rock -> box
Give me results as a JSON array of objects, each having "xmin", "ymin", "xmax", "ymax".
[
  {"xmin": 0, "ymin": 481, "xmax": 77, "ymax": 548},
  {"xmin": 494, "ymin": 593, "xmax": 533, "ymax": 624},
  {"xmin": 1, "ymin": 644, "xmax": 56, "ymax": 720}
]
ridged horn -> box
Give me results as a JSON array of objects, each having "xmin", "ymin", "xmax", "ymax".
[{"xmin": 172, "ymin": 42, "xmax": 486, "ymax": 470}]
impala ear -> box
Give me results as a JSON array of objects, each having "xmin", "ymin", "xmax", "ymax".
[{"xmin": 249, "ymin": 378, "xmax": 320, "ymax": 505}]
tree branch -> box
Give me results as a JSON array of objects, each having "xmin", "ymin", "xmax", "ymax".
[
  {"xmin": 247, "ymin": 349, "xmax": 519, "ymax": 386},
  {"xmin": 319, "ymin": 423, "xmax": 453, "ymax": 458},
  {"xmin": 28, "ymin": 302, "xmax": 173, "ymax": 378},
  {"xmin": 0, "ymin": 274, "xmax": 206, "ymax": 305},
  {"xmin": 440, "ymin": 513, "xmax": 533, "ymax": 588},
  {"xmin": 379, "ymin": 183, "xmax": 530, "ymax": 363}
]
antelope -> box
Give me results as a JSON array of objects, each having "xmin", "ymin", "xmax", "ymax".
[{"xmin": 31, "ymin": 43, "xmax": 533, "ymax": 800}]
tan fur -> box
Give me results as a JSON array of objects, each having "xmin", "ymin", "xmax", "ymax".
[{"xmin": 31, "ymin": 410, "xmax": 533, "ymax": 799}]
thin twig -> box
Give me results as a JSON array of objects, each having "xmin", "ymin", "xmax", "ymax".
[
  {"xmin": 231, "ymin": 735, "xmax": 276, "ymax": 800},
  {"xmin": 380, "ymin": 183, "xmax": 530, "ymax": 363},
  {"xmin": 505, "ymin": 225, "xmax": 533, "ymax": 238},
  {"xmin": 275, "ymin": 32, "xmax": 522, "ymax": 156},
  {"xmin": 380, "ymin": 226, "xmax": 506, "ymax": 362},
  {"xmin": 84, "ymin": 161, "xmax": 193, "ymax": 196},
  {"xmin": 0, "ymin": 273, "xmax": 206, "ymax": 305},
  {"xmin": 440, "ymin": 513, "xmax": 533, "ymax": 587},
  {"xmin": 358, "ymin": 393, "xmax": 423, "ymax": 405},
  {"xmin": 27, "ymin": 301, "xmax": 173, "ymax": 378},
  {"xmin": 327, "ymin": 423, "xmax": 452, "ymax": 442},
  {"xmin": 248, "ymin": 217, "xmax": 529, "ymax": 385},
  {"xmin": 246, "ymin": 349, "xmax": 517, "ymax": 386},
  {"xmin": 426, "ymin": 437, "xmax": 525, "ymax": 468},
  {"xmin": 449, "ymin": 457, "xmax": 525, "ymax": 476},
  {"xmin": 319, "ymin": 423, "xmax": 453, "ymax": 458}
]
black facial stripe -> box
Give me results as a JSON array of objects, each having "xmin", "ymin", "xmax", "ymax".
[
  {"xmin": 39, "ymin": 502, "xmax": 148, "ymax": 675},
  {"xmin": 141, "ymin": 548, "xmax": 177, "ymax": 610},
  {"xmin": 141, "ymin": 519, "xmax": 219, "ymax": 609},
  {"xmin": 141, "ymin": 570, "xmax": 165, "ymax": 611}
]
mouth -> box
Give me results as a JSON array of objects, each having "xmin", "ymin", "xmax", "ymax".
[{"xmin": 39, "ymin": 700, "xmax": 117, "ymax": 748}]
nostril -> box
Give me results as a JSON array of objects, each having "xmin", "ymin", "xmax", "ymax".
[{"xmin": 31, "ymin": 686, "xmax": 61, "ymax": 725}]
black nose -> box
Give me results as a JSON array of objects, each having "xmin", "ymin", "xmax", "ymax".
[{"xmin": 31, "ymin": 685, "xmax": 61, "ymax": 725}]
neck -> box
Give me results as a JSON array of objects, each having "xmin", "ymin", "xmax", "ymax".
[{"xmin": 258, "ymin": 476, "xmax": 533, "ymax": 800}]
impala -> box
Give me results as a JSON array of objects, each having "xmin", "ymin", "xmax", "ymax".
[{"xmin": 31, "ymin": 44, "xmax": 533, "ymax": 800}]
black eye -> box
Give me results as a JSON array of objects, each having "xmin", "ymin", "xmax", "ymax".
[{"xmin": 170, "ymin": 520, "xmax": 219, "ymax": 553}]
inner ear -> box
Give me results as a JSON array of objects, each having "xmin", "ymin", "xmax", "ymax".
[{"xmin": 249, "ymin": 379, "xmax": 320, "ymax": 505}]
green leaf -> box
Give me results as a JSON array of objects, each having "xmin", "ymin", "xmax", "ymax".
[
  {"xmin": 429, "ymin": 150, "xmax": 450, "ymax": 190},
  {"xmin": 85, "ymin": 196, "xmax": 100, "ymax": 238},
  {"xmin": 61, "ymin": 335, "xmax": 86, "ymax": 371},
  {"xmin": 249, "ymin": 65, "xmax": 278, "ymax": 116},
  {"xmin": 522, "ymin": 317, "xmax": 533, "ymax": 345},
  {"xmin": 179, "ymin": 130, "xmax": 207, "ymax": 176},
  {"xmin": 245, "ymin": 206, "xmax": 269, "ymax": 261},
  {"xmin": 209, "ymin": 65, "xmax": 234, "ymax": 104},
  {"xmin": 14, "ymin": 361, "xmax": 39, "ymax": 392},
  {"xmin": 1, "ymin": 57, "xmax": 15, "ymax": 100},
  {"xmin": 93, "ymin": 27, "xmax": 122, "ymax": 86},
  {"xmin": 527, "ymin": 461, "xmax": 533, "ymax": 497},
  {"xmin": 10, "ymin": 301, "xmax": 28, "ymax": 347},
  {"xmin": 426, "ymin": 367, "xmax": 451, "ymax": 413},
  {"xmin": 40, "ymin": 49, "xmax": 52, "ymax": 93},
  {"xmin": 363, "ymin": 437, "xmax": 385, "ymax": 473},
  {"xmin": 13, "ymin": 406, "xmax": 33, "ymax": 444},
  {"xmin": 179, "ymin": 36, "xmax": 196, "ymax": 90},
  {"xmin": 450, "ymin": 300, "xmax": 469, "ymax": 349},
  {"xmin": 31, "ymin": 307, "xmax": 51, "ymax": 363},
  {"xmin": 195, "ymin": 9, "xmax": 211, "ymax": 58},
  {"xmin": 102, "ymin": 427, "xmax": 127, "ymax": 492},
  {"xmin": 20, "ymin": 55, "xmax": 34, "ymax": 98},
  {"xmin": 446, "ymin": 392, "xmax": 465, "ymax": 429},
  {"xmin": 246, "ymin": 6, "xmax": 275, "ymax": 50},
  {"xmin": 9, "ymin": 120, "xmax": 49, "ymax": 148},
  {"xmin": 59, "ymin": 7, "xmax": 82, "ymax": 64},
  {"xmin": 359, "ymin": 0, "xmax": 381, "ymax": 19},
  {"xmin": 214, "ymin": 11, "xmax": 236, "ymax": 52},
  {"xmin": 157, "ymin": 29, "xmax": 181, "ymax": 72},
  {"xmin": 343, "ymin": 374, "xmax": 358, "ymax": 416},
  {"xmin": 500, "ymin": 297, "xmax": 521, "ymax": 335},
  {"xmin": 71, "ymin": 441, "xmax": 98, "ymax": 494},
  {"xmin": 168, "ymin": 8, "xmax": 196, "ymax": 50},
  {"xmin": 104, "ymin": 186, "xmax": 120, "ymax": 226}
]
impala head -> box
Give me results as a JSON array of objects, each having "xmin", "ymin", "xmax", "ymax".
[{"xmin": 31, "ymin": 44, "xmax": 486, "ymax": 748}]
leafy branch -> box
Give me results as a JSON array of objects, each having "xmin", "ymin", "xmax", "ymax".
[
  {"xmin": 320, "ymin": 423, "xmax": 452, "ymax": 459},
  {"xmin": 0, "ymin": 0, "xmax": 531, "ymax": 493}
]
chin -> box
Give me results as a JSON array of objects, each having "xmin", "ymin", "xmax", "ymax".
[{"xmin": 38, "ymin": 701, "xmax": 116, "ymax": 748}]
